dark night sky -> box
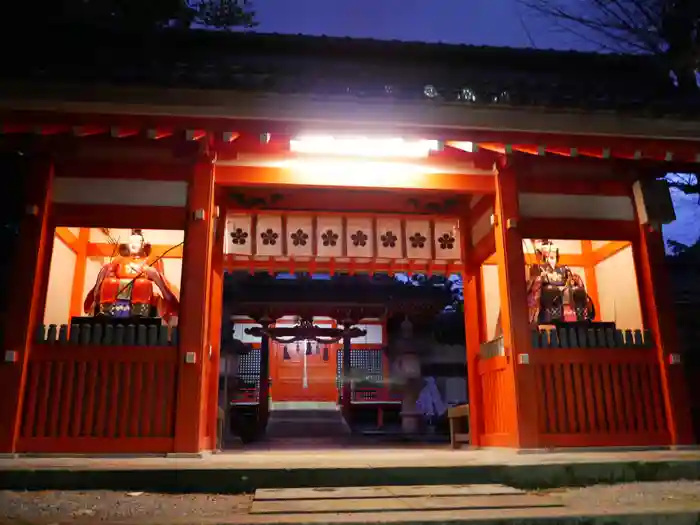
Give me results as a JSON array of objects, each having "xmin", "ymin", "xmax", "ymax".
[
  {"xmin": 253, "ymin": 0, "xmax": 697, "ymax": 246},
  {"xmin": 254, "ymin": 0, "xmax": 574, "ymax": 49}
]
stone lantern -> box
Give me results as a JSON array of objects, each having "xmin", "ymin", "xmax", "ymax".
[{"xmin": 390, "ymin": 317, "xmax": 423, "ymax": 434}]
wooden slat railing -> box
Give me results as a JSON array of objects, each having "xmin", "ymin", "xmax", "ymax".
[
  {"xmin": 17, "ymin": 344, "xmax": 178, "ymax": 453},
  {"xmin": 36, "ymin": 323, "xmax": 178, "ymax": 346},
  {"xmin": 530, "ymin": 348, "xmax": 670, "ymax": 447},
  {"xmin": 532, "ymin": 327, "xmax": 652, "ymax": 349},
  {"xmin": 476, "ymin": 356, "xmax": 514, "ymax": 446}
]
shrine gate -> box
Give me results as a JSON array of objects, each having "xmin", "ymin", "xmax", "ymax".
[{"xmin": 0, "ymin": 29, "xmax": 697, "ymax": 454}]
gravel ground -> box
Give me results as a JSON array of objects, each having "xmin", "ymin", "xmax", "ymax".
[
  {"xmin": 1, "ymin": 481, "xmax": 699, "ymax": 524},
  {"xmin": 545, "ymin": 480, "xmax": 700, "ymax": 510},
  {"xmin": 0, "ymin": 491, "xmax": 253, "ymax": 524}
]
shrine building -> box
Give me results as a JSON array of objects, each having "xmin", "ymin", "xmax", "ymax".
[{"xmin": 0, "ymin": 28, "xmax": 697, "ymax": 454}]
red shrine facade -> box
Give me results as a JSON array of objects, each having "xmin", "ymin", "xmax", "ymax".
[{"xmin": 0, "ymin": 30, "xmax": 698, "ymax": 454}]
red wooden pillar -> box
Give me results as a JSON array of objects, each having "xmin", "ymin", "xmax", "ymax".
[
  {"xmin": 463, "ymin": 270, "xmax": 484, "ymax": 446},
  {"xmin": 174, "ymin": 155, "xmax": 216, "ymax": 453},
  {"xmin": 206, "ymin": 191, "xmax": 226, "ymax": 449},
  {"xmin": 0, "ymin": 156, "xmax": 54, "ymax": 453},
  {"xmin": 459, "ymin": 211, "xmax": 484, "ymax": 446},
  {"xmin": 493, "ymin": 165, "xmax": 540, "ymax": 448},
  {"xmin": 635, "ymin": 223, "xmax": 695, "ymax": 445}
]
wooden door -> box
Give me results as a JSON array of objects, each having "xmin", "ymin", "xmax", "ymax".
[{"xmin": 271, "ymin": 341, "xmax": 338, "ymax": 402}]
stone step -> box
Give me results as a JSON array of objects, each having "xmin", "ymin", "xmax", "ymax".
[
  {"xmin": 251, "ymin": 494, "xmax": 563, "ymax": 514},
  {"xmin": 265, "ymin": 407, "xmax": 350, "ymax": 439},
  {"xmin": 270, "ymin": 401, "xmax": 339, "ymax": 411},
  {"xmin": 246, "ymin": 485, "xmax": 700, "ymax": 524},
  {"xmin": 251, "ymin": 485, "xmax": 555, "ymax": 514},
  {"xmin": 255, "ymin": 484, "xmax": 525, "ymax": 500},
  {"xmin": 234, "ymin": 508, "xmax": 700, "ymax": 524}
]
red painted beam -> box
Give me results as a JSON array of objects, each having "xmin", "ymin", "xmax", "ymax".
[
  {"xmin": 2, "ymin": 109, "xmax": 700, "ymax": 159},
  {"xmin": 215, "ymin": 164, "xmax": 496, "ymax": 193}
]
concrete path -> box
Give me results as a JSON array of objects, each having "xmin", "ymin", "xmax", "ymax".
[{"xmin": 1, "ymin": 448, "xmax": 699, "ymax": 493}]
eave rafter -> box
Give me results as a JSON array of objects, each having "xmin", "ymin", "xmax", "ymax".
[{"xmin": 2, "ymin": 110, "xmax": 700, "ymax": 165}]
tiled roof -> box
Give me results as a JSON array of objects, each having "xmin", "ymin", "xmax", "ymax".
[{"xmin": 4, "ymin": 27, "xmax": 699, "ymax": 116}]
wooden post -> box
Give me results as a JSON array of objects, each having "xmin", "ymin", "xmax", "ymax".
[
  {"xmin": 342, "ymin": 330, "xmax": 353, "ymax": 422},
  {"xmin": 463, "ymin": 270, "xmax": 484, "ymax": 446},
  {"xmin": 173, "ymin": 156, "xmax": 215, "ymax": 453},
  {"xmin": 459, "ymin": 209, "xmax": 484, "ymax": 446},
  {"xmin": 258, "ymin": 321, "xmax": 271, "ymax": 431},
  {"xmin": 634, "ymin": 223, "xmax": 695, "ymax": 445},
  {"xmin": 206, "ymin": 193, "xmax": 226, "ymax": 449},
  {"xmin": 0, "ymin": 156, "xmax": 54, "ymax": 453},
  {"xmin": 580, "ymin": 240, "xmax": 601, "ymax": 320},
  {"xmin": 493, "ymin": 165, "xmax": 540, "ymax": 448}
]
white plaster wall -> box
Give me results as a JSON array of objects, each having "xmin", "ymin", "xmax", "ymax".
[
  {"xmin": 481, "ymin": 264, "xmax": 501, "ymax": 341},
  {"xmin": 523, "ymin": 238, "xmax": 583, "ymax": 255},
  {"xmin": 470, "ymin": 207, "xmax": 493, "ymax": 246},
  {"xmin": 519, "ymin": 193, "xmax": 635, "ymax": 221},
  {"xmin": 89, "ymin": 228, "xmax": 184, "ymax": 245},
  {"xmin": 44, "ymin": 235, "xmax": 76, "ymax": 327},
  {"xmin": 53, "ymin": 178, "xmax": 188, "ymax": 207},
  {"xmin": 594, "ymin": 245, "xmax": 643, "ymax": 330}
]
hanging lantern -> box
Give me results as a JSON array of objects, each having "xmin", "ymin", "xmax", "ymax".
[{"xmin": 283, "ymin": 345, "xmax": 291, "ymax": 361}]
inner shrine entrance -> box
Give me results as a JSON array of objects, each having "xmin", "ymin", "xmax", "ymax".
[
  {"xmin": 271, "ymin": 339, "xmax": 337, "ymax": 403},
  {"xmin": 221, "ymin": 273, "xmax": 453, "ymax": 445},
  {"xmin": 247, "ymin": 318, "xmax": 366, "ymax": 415}
]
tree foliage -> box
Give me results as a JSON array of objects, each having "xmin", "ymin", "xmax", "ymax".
[
  {"xmin": 6, "ymin": 0, "xmax": 257, "ymax": 32},
  {"xmin": 666, "ymin": 172, "xmax": 699, "ymax": 197},
  {"xmin": 520, "ymin": 0, "xmax": 699, "ymax": 92},
  {"xmin": 667, "ymin": 238, "xmax": 700, "ymax": 259}
]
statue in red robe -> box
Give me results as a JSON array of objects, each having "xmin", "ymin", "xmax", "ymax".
[
  {"xmin": 84, "ymin": 230, "xmax": 179, "ymax": 323},
  {"xmin": 526, "ymin": 240, "xmax": 595, "ymax": 325}
]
